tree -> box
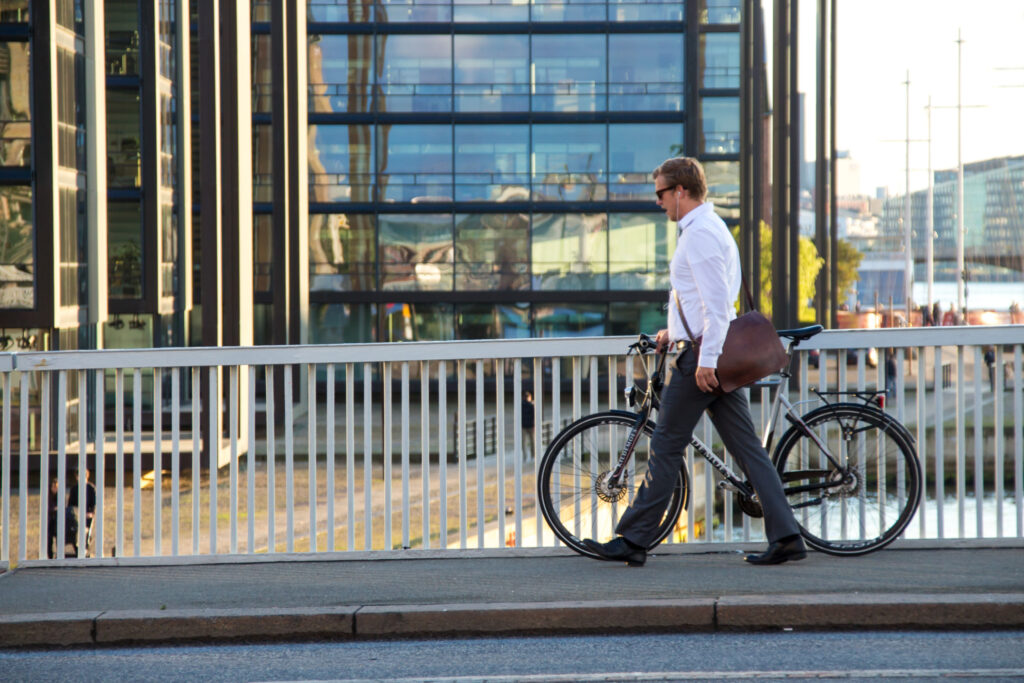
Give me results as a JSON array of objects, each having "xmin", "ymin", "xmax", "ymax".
[
  {"xmin": 834, "ymin": 237, "xmax": 863, "ymax": 305},
  {"xmin": 731, "ymin": 222, "xmax": 824, "ymax": 322}
]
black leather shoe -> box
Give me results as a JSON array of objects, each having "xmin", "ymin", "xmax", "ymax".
[
  {"xmin": 744, "ymin": 535, "xmax": 807, "ymax": 565},
  {"xmin": 583, "ymin": 537, "xmax": 646, "ymax": 567}
]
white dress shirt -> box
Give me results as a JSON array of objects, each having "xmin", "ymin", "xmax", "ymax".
[{"xmin": 666, "ymin": 202, "xmax": 741, "ymax": 369}]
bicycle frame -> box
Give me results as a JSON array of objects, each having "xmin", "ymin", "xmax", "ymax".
[{"xmin": 609, "ymin": 333, "xmax": 859, "ymax": 502}]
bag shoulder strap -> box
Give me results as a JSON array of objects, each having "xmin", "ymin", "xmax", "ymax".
[{"xmin": 673, "ymin": 274, "xmax": 756, "ymax": 343}]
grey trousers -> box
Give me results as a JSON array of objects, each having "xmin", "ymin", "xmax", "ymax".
[{"xmin": 615, "ymin": 348, "xmax": 800, "ymax": 546}]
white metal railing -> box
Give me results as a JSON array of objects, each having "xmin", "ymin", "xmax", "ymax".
[{"xmin": 1, "ymin": 326, "xmax": 1022, "ymax": 565}]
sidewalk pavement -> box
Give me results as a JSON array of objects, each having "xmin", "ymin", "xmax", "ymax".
[{"xmin": 1, "ymin": 544, "xmax": 1022, "ymax": 647}]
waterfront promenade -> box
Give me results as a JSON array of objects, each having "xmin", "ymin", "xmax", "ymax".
[{"xmin": 1, "ymin": 545, "xmax": 1022, "ymax": 647}]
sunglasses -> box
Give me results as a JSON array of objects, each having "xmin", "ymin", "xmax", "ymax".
[{"xmin": 655, "ymin": 186, "xmax": 676, "ymax": 201}]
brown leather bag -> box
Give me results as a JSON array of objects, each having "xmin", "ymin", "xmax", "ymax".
[{"xmin": 674, "ymin": 286, "xmax": 788, "ymax": 394}]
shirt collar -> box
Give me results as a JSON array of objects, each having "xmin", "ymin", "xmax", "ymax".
[{"xmin": 676, "ymin": 202, "xmax": 715, "ymax": 237}]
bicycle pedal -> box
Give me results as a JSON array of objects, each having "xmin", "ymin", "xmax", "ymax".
[{"xmin": 717, "ymin": 480, "xmax": 740, "ymax": 494}]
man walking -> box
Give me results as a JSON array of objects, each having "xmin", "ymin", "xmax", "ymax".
[{"xmin": 583, "ymin": 156, "xmax": 806, "ymax": 567}]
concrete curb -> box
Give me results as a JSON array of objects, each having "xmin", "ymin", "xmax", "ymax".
[{"xmin": 2, "ymin": 593, "xmax": 1023, "ymax": 647}]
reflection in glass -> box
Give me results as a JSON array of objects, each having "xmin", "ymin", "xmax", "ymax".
[
  {"xmin": 252, "ymin": 33, "xmax": 273, "ymax": 112},
  {"xmin": 59, "ymin": 187, "xmax": 86, "ymax": 307},
  {"xmin": 704, "ymin": 160, "xmax": 740, "ymax": 220},
  {"xmin": 0, "ymin": 184, "xmax": 32, "ymax": 308},
  {"xmin": 609, "ymin": 301, "xmax": 666, "ymax": 335},
  {"xmin": 378, "ymin": 0, "xmax": 452, "ymax": 23},
  {"xmin": 253, "ymin": 124, "xmax": 273, "ymax": 202},
  {"xmin": 108, "ymin": 202, "xmax": 143, "ymax": 299},
  {"xmin": 609, "ymin": 34, "xmax": 684, "ymax": 111},
  {"xmin": 384, "ymin": 303, "xmax": 454, "ymax": 342},
  {"xmin": 455, "ymin": 213, "xmax": 529, "ymax": 290},
  {"xmin": 700, "ymin": 0, "xmax": 742, "ymax": 24},
  {"xmin": 609, "ymin": 213, "xmax": 675, "ymax": 289},
  {"xmin": 532, "ymin": 213, "xmax": 608, "ymax": 290},
  {"xmin": 378, "ymin": 35, "xmax": 451, "ymax": 113},
  {"xmin": 57, "ymin": 49, "xmax": 85, "ymax": 171},
  {"xmin": 454, "ymin": 35, "xmax": 528, "ymax": 112},
  {"xmin": 609, "ymin": 0, "xmax": 684, "ymax": 21},
  {"xmin": 452, "ymin": 0, "xmax": 528, "ymax": 22},
  {"xmin": 534, "ymin": 302, "xmax": 606, "ymax": 337},
  {"xmin": 531, "ymin": 35, "xmax": 605, "ymax": 112},
  {"xmin": 0, "ymin": 42, "xmax": 31, "ymax": 166},
  {"xmin": 454, "ymin": 125, "xmax": 528, "ymax": 201},
  {"xmin": 160, "ymin": 205, "xmax": 177, "ymax": 298},
  {"xmin": 310, "ymin": 303, "xmax": 379, "ymax": 344},
  {"xmin": 380, "ymin": 214, "xmax": 453, "ymax": 291},
  {"xmin": 310, "ymin": 213, "xmax": 376, "ymax": 292},
  {"xmin": 456, "ymin": 303, "xmax": 530, "ymax": 339},
  {"xmin": 378, "ymin": 124, "xmax": 452, "ymax": 202},
  {"xmin": 105, "ymin": 0, "xmax": 139, "ymax": 75},
  {"xmin": 309, "ymin": 124, "xmax": 373, "ymax": 202},
  {"xmin": 107, "ymin": 90, "xmax": 140, "ymax": 188},
  {"xmin": 0, "ymin": 1, "xmax": 29, "ymax": 22},
  {"xmin": 159, "ymin": 93, "xmax": 176, "ymax": 186},
  {"xmin": 609, "ymin": 124, "xmax": 684, "ymax": 199},
  {"xmin": 308, "ymin": 34, "xmax": 374, "ymax": 114},
  {"xmin": 532, "ymin": 124, "xmax": 606, "ymax": 201},
  {"xmin": 702, "ymin": 33, "xmax": 740, "ymax": 89},
  {"xmin": 254, "ymin": 214, "xmax": 272, "ymax": 293},
  {"xmin": 531, "ymin": 0, "xmax": 606, "ymax": 23},
  {"xmin": 701, "ymin": 97, "xmax": 739, "ymax": 154},
  {"xmin": 308, "ymin": 0, "xmax": 373, "ymax": 23}
]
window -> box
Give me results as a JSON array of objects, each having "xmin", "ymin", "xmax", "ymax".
[
  {"xmin": 608, "ymin": 213, "xmax": 675, "ymax": 289},
  {"xmin": 0, "ymin": 185, "xmax": 33, "ymax": 308},
  {"xmin": 531, "ymin": 35, "xmax": 605, "ymax": 113},
  {"xmin": 310, "ymin": 213, "xmax": 377, "ymax": 292},
  {"xmin": 609, "ymin": 123, "xmax": 684, "ymax": 199},
  {"xmin": 379, "ymin": 214, "xmax": 453, "ymax": 291},
  {"xmin": 701, "ymin": 97, "xmax": 739, "ymax": 154},
  {"xmin": 377, "ymin": 124, "xmax": 452, "ymax": 202},
  {"xmin": 107, "ymin": 90, "xmax": 141, "ymax": 188},
  {"xmin": 308, "ymin": 34, "xmax": 374, "ymax": 114},
  {"xmin": 108, "ymin": 202, "xmax": 143, "ymax": 299},
  {"xmin": 454, "ymin": 125, "xmax": 528, "ymax": 201},
  {"xmin": 609, "ymin": 34, "xmax": 684, "ymax": 111},
  {"xmin": 702, "ymin": 33, "xmax": 740, "ymax": 89},
  {"xmin": 454, "ymin": 35, "xmax": 529, "ymax": 112},
  {"xmin": 531, "ymin": 213, "xmax": 608, "ymax": 291},
  {"xmin": 532, "ymin": 124, "xmax": 606, "ymax": 201},
  {"xmin": 378, "ymin": 35, "xmax": 451, "ymax": 113},
  {"xmin": 455, "ymin": 213, "xmax": 530, "ymax": 290},
  {"xmin": 0, "ymin": 42, "xmax": 31, "ymax": 167},
  {"xmin": 308, "ymin": 124, "xmax": 374, "ymax": 202}
]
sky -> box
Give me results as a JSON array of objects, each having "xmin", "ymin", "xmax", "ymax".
[{"xmin": 773, "ymin": 0, "xmax": 1024, "ymax": 196}]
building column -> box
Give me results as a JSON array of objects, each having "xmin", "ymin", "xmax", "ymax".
[
  {"xmin": 85, "ymin": 0, "xmax": 108, "ymax": 345},
  {"xmin": 771, "ymin": 0, "xmax": 795, "ymax": 328}
]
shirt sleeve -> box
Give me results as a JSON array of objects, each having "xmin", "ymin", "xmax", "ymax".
[{"xmin": 686, "ymin": 229, "xmax": 732, "ymax": 368}]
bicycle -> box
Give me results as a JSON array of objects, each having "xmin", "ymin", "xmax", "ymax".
[{"xmin": 537, "ymin": 326, "xmax": 922, "ymax": 557}]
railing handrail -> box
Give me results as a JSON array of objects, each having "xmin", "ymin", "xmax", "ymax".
[{"xmin": 3, "ymin": 325, "xmax": 1022, "ymax": 372}]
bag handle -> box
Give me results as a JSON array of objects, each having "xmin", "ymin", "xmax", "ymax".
[{"xmin": 673, "ymin": 275, "xmax": 757, "ymax": 343}]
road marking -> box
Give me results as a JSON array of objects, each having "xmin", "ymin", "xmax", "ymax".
[{"xmin": 272, "ymin": 669, "xmax": 1024, "ymax": 682}]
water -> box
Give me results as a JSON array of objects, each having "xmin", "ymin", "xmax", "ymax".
[{"xmin": 913, "ymin": 281, "xmax": 1024, "ymax": 312}]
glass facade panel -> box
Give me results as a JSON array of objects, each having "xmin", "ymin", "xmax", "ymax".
[
  {"xmin": 608, "ymin": 212, "xmax": 675, "ymax": 289},
  {"xmin": 531, "ymin": 213, "xmax": 607, "ymax": 290},
  {"xmin": 377, "ymin": 124, "xmax": 452, "ymax": 201},
  {"xmin": 0, "ymin": 184, "xmax": 33, "ymax": 308},
  {"xmin": 310, "ymin": 303, "xmax": 379, "ymax": 344},
  {"xmin": 0, "ymin": 1, "xmax": 29, "ymax": 22},
  {"xmin": 609, "ymin": 34, "xmax": 684, "ymax": 111},
  {"xmin": 454, "ymin": 124, "xmax": 528, "ymax": 201},
  {"xmin": 701, "ymin": 0, "xmax": 741, "ymax": 24},
  {"xmin": 252, "ymin": 33, "xmax": 272, "ymax": 113},
  {"xmin": 531, "ymin": 0, "xmax": 607, "ymax": 23},
  {"xmin": 160, "ymin": 205, "xmax": 177, "ymax": 298},
  {"xmin": 107, "ymin": 89, "xmax": 141, "ymax": 188},
  {"xmin": 58, "ymin": 187, "xmax": 86, "ymax": 307},
  {"xmin": 532, "ymin": 124, "xmax": 606, "ymax": 201},
  {"xmin": 253, "ymin": 123, "xmax": 272, "ymax": 201},
  {"xmin": 158, "ymin": 0, "xmax": 175, "ymax": 79},
  {"xmin": 106, "ymin": 0, "xmax": 139, "ymax": 75},
  {"xmin": 0, "ymin": 42, "xmax": 31, "ymax": 167},
  {"xmin": 308, "ymin": 0, "xmax": 374, "ymax": 23},
  {"xmin": 454, "ymin": 35, "xmax": 529, "ymax": 112},
  {"xmin": 609, "ymin": 0, "xmax": 684, "ymax": 21},
  {"xmin": 378, "ymin": 0, "xmax": 452, "ymax": 23},
  {"xmin": 456, "ymin": 302, "xmax": 530, "ymax": 339},
  {"xmin": 57, "ymin": 49, "xmax": 85, "ymax": 171},
  {"xmin": 704, "ymin": 160, "xmax": 740, "ymax": 220},
  {"xmin": 534, "ymin": 301, "xmax": 606, "ymax": 337},
  {"xmin": 454, "ymin": 213, "xmax": 529, "ymax": 290},
  {"xmin": 609, "ymin": 301, "xmax": 666, "ymax": 335},
  {"xmin": 380, "ymin": 213, "xmax": 453, "ymax": 291},
  {"xmin": 378, "ymin": 34, "xmax": 451, "ymax": 113},
  {"xmin": 384, "ymin": 302, "xmax": 454, "ymax": 341},
  {"xmin": 254, "ymin": 213, "xmax": 272, "ymax": 292},
  {"xmin": 609, "ymin": 123, "xmax": 684, "ymax": 199},
  {"xmin": 702, "ymin": 33, "xmax": 739, "ymax": 89},
  {"xmin": 310, "ymin": 212, "xmax": 377, "ymax": 292},
  {"xmin": 108, "ymin": 202, "xmax": 143, "ymax": 299},
  {"xmin": 308, "ymin": 34, "xmax": 374, "ymax": 114},
  {"xmin": 701, "ymin": 96, "xmax": 739, "ymax": 154},
  {"xmin": 159, "ymin": 93, "xmax": 176, "ymax": 186},
  {"xmin": 531, "ymin": 35, "xmax": 605, "ymax": 112},
  {"xmin": 453, "ymin": 0, "xmax": 528, "ymax": 22},
  {"xmin": 309, "ymin": 123, "xmax": 374, "ymax": 202}
]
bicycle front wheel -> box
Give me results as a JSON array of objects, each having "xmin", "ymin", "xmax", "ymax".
[
  {"xmin": 773, "ymin": 404, "xmax": 922, "ymax": 556},
  {"xmin": 537, "ymin": 410, "xmax": 689, "ymax": 558}
]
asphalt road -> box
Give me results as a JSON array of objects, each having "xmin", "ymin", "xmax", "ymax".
[{"xmin": 2, "ymin": 630, "xmax": 1023, "ymax": 681}]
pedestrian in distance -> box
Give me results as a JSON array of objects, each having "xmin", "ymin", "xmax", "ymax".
[
  {"xmin": 582, "ymin": 156, "xmax": 806, "ymax": 567},
  {"xmin": 68, "ymin": 468, "xmax": 97, "ymax": 557},
  {"xmin": 521, "ymin": 390, "xmax": 536, "ymax": 462}
]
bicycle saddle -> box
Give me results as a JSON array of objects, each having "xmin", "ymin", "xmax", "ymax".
[{"xmin": 776, "ymin": 324, "xmax": 824, "ymax": 341}]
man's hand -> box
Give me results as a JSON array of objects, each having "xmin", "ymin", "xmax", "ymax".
[
  {"xmin": 695, "ymin": 366, "xmax": 719, "ymax": 393},
  {"xmin": 655, "ymin": 329, "xmax": 670, "ymax": 353}
]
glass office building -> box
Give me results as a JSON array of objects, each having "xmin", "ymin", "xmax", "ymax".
[{"xmin": 0, "ymin": 0, "xmax": 753, "ymax": 351}]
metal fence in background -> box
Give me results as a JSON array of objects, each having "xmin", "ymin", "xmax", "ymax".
[{"xmin": 1, "ymin": 326, "xmax": 1022, "ymax": 566}]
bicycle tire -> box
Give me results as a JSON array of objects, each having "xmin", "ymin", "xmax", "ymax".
[
  {"xmin": 537, "ymin": 410, "xmax": 689, "ymax": 558},
  {"xmin": 773, "ymin": 403, "xmax": 922, "ymax": 556}
]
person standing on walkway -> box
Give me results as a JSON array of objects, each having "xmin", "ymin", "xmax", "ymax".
[
  {"xmin": 68, "ymin": 469, "xmax": 97, "ymax": 557},
  {"xmin": 583, "ymin": 156, "xmax": 806, "ymax": 567},
  {"xmin": 521, "ymin": 390, "xmax": 536, "ymax": 462}
]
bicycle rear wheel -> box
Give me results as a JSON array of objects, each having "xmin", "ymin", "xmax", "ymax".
[
  {"xmin": 537, "ymin": 410, "xmax": 689, "ymax": 558},
  {"xmin": 773, "ymin": 403, "xmax": 922, "ymax": 556}
]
